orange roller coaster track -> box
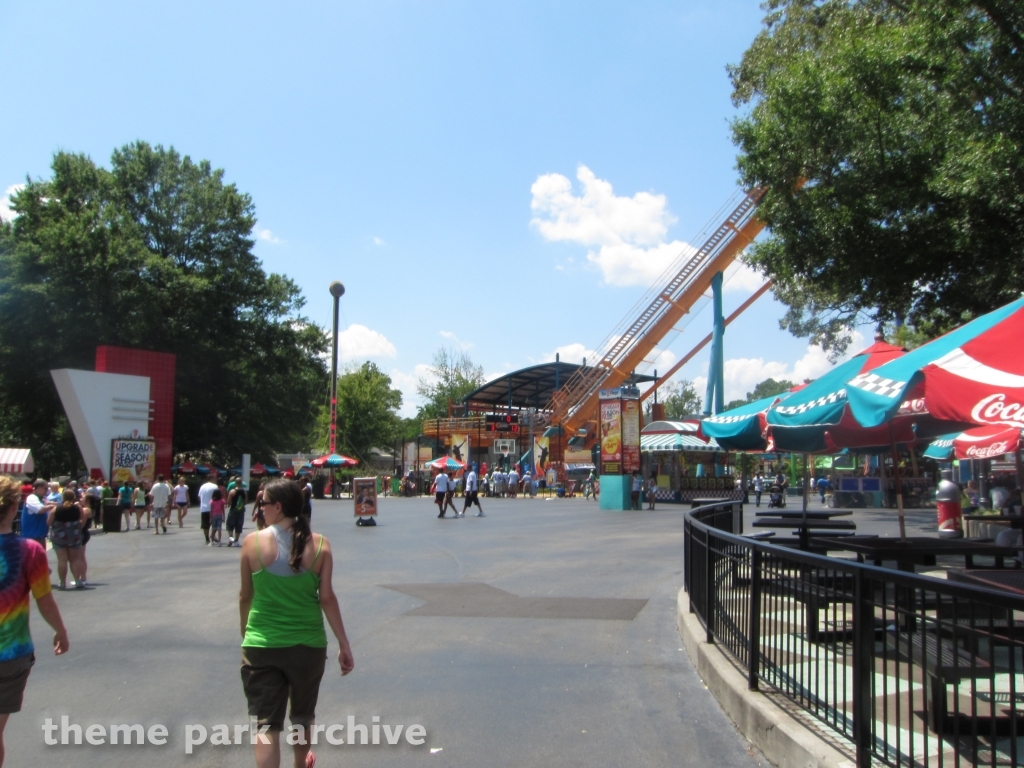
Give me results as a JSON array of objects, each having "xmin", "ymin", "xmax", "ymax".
[{"xmin": 543, "ymin": 186, "xmax": 767, "ymax": 438}]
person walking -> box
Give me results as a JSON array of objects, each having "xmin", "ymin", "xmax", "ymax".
[
  {"xmin": 646, "ymin": 471, "xmax": 658, "ymax": 510},
  {"xmin": 151, "ymin": 475, "xmax": 171, "ymax": 534},
  {"xmin": 117, "ymin": 482, "xmax": 133, "ymax": 531},
  {"xmin": 507, "ymin": 467, "xmax": 519, "ymax": 499},
  {"xmin": 0, "ymin": 476, "xmax": 70, "ymax": 766},
  {"xmin": 443, "ymin": 472, "xmax": 459, "ymax": 517},
  {"xmin": 753, "ymin": 473, "xmax": 764, "ymax": 507},
  {"xmin": 462, "ymin": 465, "xmax": 484, "ymax": 517},
  {"xmin": 198, "ymin": 478, "xmax": 218, "ymax": 545},
  {"xmin": 299, "ymin": 478, "xmax": 313, "ymax": 521},
  {"xmin": 173, "ymin": 477, "xmax": 189, "ymax": 527},
  {"xmin": 209, "ymin": 490, "xmax": 226, "ymax": 546},
  {"xmin": 131, "ymin": 483, "xmax": 148, "ymax": 530},
  {"xmin": 433, "ymin": 471, "xmax": 449, "ymax": 518},
  {"xmin": 47, "ymin": 490, "xmax": 88, "ymax": 589},
  {"xmin": 630, "ymin": 471, "xmax": 642, "ymax": 510},
  {"xmin": 20, "ymin": 480, "xmax": 54, "ymax": 549},
  {"xmin": 252, "ymin": 485, "xmax": 267, "ymax": 531},
  {"xmin": 227, "ymin": 482, "xmax": 247, "ymax": 547},
  {"xmin": 239, "ymin": 479, "xmax": 354, "ymax": 768}
]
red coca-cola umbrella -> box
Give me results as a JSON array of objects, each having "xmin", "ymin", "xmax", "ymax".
[
  {"xmin": 847, "ymin": 296, "xmax": 1024, "ymax": 433},
  {"xmin": 953, "ymin": 425, "xmax": 1022, "ymax": 460}
]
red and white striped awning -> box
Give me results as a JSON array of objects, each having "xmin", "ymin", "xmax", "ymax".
[{"xmin": 0, "ymin": 448, "xmax": 34, "ymax": 474}]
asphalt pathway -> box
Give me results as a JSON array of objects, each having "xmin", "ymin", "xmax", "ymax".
[{"xmin": 10, "ymin": 495, "xmax": 763, "ymax": 767}]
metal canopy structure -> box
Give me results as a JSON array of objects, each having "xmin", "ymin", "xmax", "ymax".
[{"xmin": 463, "ymin": 362, "xmax": 656, "ymax": 411}]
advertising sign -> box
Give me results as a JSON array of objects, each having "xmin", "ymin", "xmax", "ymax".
[
  {"xmin": 622, "ymin": 397, "xmax": 641, "ymax": 474},
  {"xmin": 353, "ymin": 477, "xmax": 378, "ymax": 517},
  {"xmin": 600, "ymin": 399, "xmax": 622, "ymax": 474},
  {"xmin": 450, "ymin": 434, "xmax": 470, "ymax": 465},
  {"xmin": 533, "ymin": 436, "xmax": 550, "ymax": 475},
  {"xmin": 110, "ymin": 437, "xmax": 157, "ymax": 485}
]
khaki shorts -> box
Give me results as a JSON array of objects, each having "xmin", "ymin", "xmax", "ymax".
[
  {"xmin": 240, "ymin": 645, "xmax": 327, "ymax": 731},
  {"xmin": 0, "ymin": 654, "xmax": 34, "ymax": 714}
]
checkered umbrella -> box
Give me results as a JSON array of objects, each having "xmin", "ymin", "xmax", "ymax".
[
  {"xmin": 847, "ymin": 296, "xmax": 1024, "ymax": 436},
  {"xmin": 924, "ymin": 425, "xmax": 1023, "ymax": 462},
  {"xmin": 427, "ymin": 456, "xmax": 465, "ymax": 471},
  {"xmin": 699, "ymin": 393, "xmax": 795, "ymax": 451}
]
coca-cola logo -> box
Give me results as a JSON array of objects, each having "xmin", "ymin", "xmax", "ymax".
[
  {"xmin": 963, "ymin": 441, "xmax": 1011, "ymax": 459},
  {"xmin": 970, "ymin": 394, "xmax": 1024, "ymax": 425}
]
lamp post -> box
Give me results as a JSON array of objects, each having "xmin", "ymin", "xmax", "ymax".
[{"xmin": 329, "ymin": 281, "xmax": 345, "ymax": 456}]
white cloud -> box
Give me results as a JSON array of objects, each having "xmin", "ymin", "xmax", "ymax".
[
  {"xmin": 540, "ymin": 342, "xmax": 597, "ymax": 365},
  {"xmin": 0, "ymin": 184, "xmax": 25, "ymax": 222},
  {"xmin": 692, "ymin": 331, "xmax": 866, "ymax": 403},
  {"xmin": 723, "ymin": 261, "xmax": 768, "ymax": 294},
  {"xmin": 254, "ymin": 227, "xmax": 282, "ymax": 244},
  {"xmin": 530, "ymin": 166, "xmax": 694, "ymax": 287},
  {"xmin": 391, "ymin": 363, "xmax": 433, "ymax": 418},
  {"xmin": 439, "ymin": 330, "xmax": 473, "ymax": 350},
  {"xmin": 335, "ymin": 324, "xmax": 397, "ymax": 361},
  {"xmin": 373, "ymin": 236, "xmax": 386, "ymax": 246}
]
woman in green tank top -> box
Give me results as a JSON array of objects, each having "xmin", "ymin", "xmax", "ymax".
[{"xmin": 239, "ymin": 479, "xmax": 354, "ymax": 768}]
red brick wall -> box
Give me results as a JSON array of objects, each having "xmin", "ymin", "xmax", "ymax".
[{"xmin": 95, "ymin": 346, "xmax": 176, "ymax": 480}]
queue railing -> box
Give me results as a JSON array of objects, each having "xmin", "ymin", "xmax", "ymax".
[{"xmin": 685, "ymin": 501, "xmax": 1024, "ymax": 768}]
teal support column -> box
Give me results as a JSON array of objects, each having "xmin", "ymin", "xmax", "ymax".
[
  {"xmin": 702, "ymin": 271, "xmax": 725, "ymax": 417},
  {"xmin": 702, "ymin": 271, "xmax": 726, "ymax": 478}
]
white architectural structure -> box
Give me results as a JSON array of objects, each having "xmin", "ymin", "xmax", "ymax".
[{"xmin": 51, "ymin": 369, "xmax": 152, "ymax": 479}]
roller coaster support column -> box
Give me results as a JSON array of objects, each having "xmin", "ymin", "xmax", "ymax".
[
  {"xmin": 702, "ymin": 271, "xmax": 725, "ymax": 417},
  {"xmin": 700, "ymin": 271, "xmax": 725, "ymax": 478}
]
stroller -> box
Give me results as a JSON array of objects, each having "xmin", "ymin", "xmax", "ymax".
[{"xmin": 767, "ymin": 483, "xmax": 786, "ymax": 508}]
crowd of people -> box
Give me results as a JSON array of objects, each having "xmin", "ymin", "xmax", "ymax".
[{"xmin": 0, "ymin": 472, "xmax": 352, "ymax": 768}]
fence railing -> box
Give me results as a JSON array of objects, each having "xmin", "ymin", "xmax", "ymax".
[{"xmin": 685, "ymin": 501, "xmax": 1024, "ymax": 768}]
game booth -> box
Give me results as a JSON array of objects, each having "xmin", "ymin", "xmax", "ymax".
[{"xmin": 638, "ymin": 420, "xmax": 742, "ymax": 504}]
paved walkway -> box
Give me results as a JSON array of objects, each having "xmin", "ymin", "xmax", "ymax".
[{"xmin": 12, "ymin": 496, "xmax": 763, "ymax": 767}]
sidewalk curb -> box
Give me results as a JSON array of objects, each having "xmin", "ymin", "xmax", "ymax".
[{"xmin": 676, "ymin": 589, "xmax": 855, "ymax": 768}]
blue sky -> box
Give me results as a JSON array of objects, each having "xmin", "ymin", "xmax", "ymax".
[{"xmin": 0, "ymin": 1, "xmax": 865, "ymax": 417}]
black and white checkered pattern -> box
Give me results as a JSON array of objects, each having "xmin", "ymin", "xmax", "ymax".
[
  {"xmin": 847, "ymin": 373, "xmax": 907, "ymax": 399},
  {"xmin": 774, "ymin": 389, "xmax": 846, "ymax": 416},
  {"xmin": 704, "ymin": 413, "xmax": 755, "ymax": 424}
]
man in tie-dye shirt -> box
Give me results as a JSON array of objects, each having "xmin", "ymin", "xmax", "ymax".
[{"xmin": 0, "ymin": 475, "xmax": 70, "ymax": 764}]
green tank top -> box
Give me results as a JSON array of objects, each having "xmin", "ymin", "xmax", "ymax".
[{"xmin": 242, "ymin": 532, "xmax": 328, "ymax": 648}]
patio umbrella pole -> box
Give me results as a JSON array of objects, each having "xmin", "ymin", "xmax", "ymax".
[
  {"xmin": 802, "ymin": 453, "xmax": 809, "ymax": 515},
  {"xmin": 889, "ymin": 425, "xmax": 906, "ymax": 539}
]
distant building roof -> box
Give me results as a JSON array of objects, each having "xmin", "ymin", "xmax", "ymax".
[{"xmin": 464, "ymin": 362, "xmax": 656, "ymax": 411}]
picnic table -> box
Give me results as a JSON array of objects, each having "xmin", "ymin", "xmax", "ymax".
[
  {"xmin": 947, "ymin": 568, "xmax": 1024, "ymax": 595},
  {"xmin": 810, "ymin": 535, "xmax": 1022, "ymax": 572},
  {"xmin": 752, "ymin": 510, "xmax": 856, "ymax": 550}
]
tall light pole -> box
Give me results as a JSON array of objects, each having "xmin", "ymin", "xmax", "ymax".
[{"xmin": 329, "ymin": 281, "xmax": 346, "ymax": 455}]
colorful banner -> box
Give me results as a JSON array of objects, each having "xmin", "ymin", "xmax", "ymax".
[
  {"xmin": 450, "ymin": 434, "xmax": 470, "ymax": 465},
  {"xmin": 353, "ymin": 477, "xmax": 378, "ymax": 517},
  {"xmin": 563, "ymin": 447, "xmax": 592, "ymax": 465},
  {"xmin": 600, "ymin": 399, "xmax": 622, "ymax": 474},
  {"xmin": 534, "ymin": 436, "xmax": 550, "ymax": 475},
  {"xmin": 110, "ymin": 437, "xmax": 156, "ymax": 485},
  {"xmin": 622, "ymin": 397, "xmax": 641, "ymax": 474}
]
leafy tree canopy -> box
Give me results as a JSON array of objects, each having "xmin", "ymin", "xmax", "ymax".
[
  {"xmin": 731, "ymin": 0, "xmax": 1024, "ymax": 354},
  {"xmin": 0, "ymin": 142, "xmax": 327, "ymax": 473},
  {"xmin": 649, "ymin": 379, "xmax": 703, "ymax": 421},
  {"xmin": 334, "ymin": 362, "xmax": 403, "ymax": 461},
  {"xmin": 725, "ymin": 377, "xmax": 795, "ymax": 412},
  {"xmin": 415, "ymin": 348, "xmax": 485, "ymax": 422}
]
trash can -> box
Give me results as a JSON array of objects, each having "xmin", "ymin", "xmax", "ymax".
[{"xmin": 102, "ymin": 498, "xmax": 123, "ymax": 532}]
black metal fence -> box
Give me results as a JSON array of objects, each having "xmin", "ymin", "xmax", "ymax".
[{"xmin": 685, "ymin": 501, "xmax": 1024, "ymax": 768}]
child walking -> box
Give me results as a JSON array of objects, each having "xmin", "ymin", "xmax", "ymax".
[{"xmin": 209, "ymin": 490, "xmax": 226, "ymax": 546}]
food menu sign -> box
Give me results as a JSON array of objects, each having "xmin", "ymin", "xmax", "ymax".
[
  {"xmin": 599, "ymin": 390, "xmax": 622, "ymax": 474},
  {"xmin": 110, "ymin": 437, "xmax": 157, "ymax": 485},
  {"xmin": 621, "ymin": 397, "xmax": 641, "ymax": 474}
]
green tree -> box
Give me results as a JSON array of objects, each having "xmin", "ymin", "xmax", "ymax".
[
  {"xmin": 725, "ymin": 377, "xmax": 795, "ymax": 412},
  {"xmin": 650, "ymin": 379, "xmax": 703, "ymax": 420},
  {"xmin": 0, "ymin": 142, "xmax": 327, "ymax": 474},
  {"xmin": 415, "ymin": 348, "xmax": 485, "ymax": 421},
  {"xmin": 730, "ymin": 0, "xmax": 1024, "ymax": 355},
  {"xmin": 333, "ymin": 362, "xmax": 403, "ymax": 461}
]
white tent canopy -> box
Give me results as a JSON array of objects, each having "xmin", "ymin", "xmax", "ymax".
[{"xmin": 0, "ymin": 448, "xmax": 34, "ymax": 474}]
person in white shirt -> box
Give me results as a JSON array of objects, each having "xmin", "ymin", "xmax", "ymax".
[
  {"xmin": 461, "ymin": 466, "xmax": 484, "ymax": 517},
  {"xmin": 521, "ymin": 469, "xmax": 532, "ymax": 498},
  {"xmin": 433, "ymin": 471, "xmax": 449, "ymax": 518},
  {"xmin": 198, "ymin": 480, "xmax": 218, "ymax": 544},
  {"xmin": 150, "ymin": 475, "xmax": 171, "ymax": 535},
  {"xmin": 753, "ymin": 473, "xmax": 764, "ymax": 507},
  {"xmin": 173, "ymin": 478, "xmax": 190, "ymax": 527},
  {"xmin": 507, "ymin": 468, "xmax": 520, "ymax": 499}
]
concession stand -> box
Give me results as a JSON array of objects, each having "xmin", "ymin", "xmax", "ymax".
[{"xmin": 640, "ymin": 421, "xmax": 741, "ymax": 504}]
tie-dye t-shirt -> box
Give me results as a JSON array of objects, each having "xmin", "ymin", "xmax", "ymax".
[{"xmin": 0, "ymin": 534, "xmax": 51, "ymax": 660}]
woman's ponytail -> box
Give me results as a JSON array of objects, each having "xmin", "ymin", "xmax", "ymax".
[{"xmin": 290, "ymin": 512, "xmax": 312, "ymax": 573}]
